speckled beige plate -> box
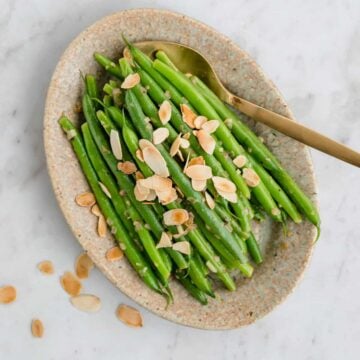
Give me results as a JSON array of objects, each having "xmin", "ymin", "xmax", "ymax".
[{"xmin": 44, "ymin": 9, "xmax": 318, "ymax": 329}]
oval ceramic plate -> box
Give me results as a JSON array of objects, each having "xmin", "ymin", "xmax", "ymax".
[{"xmin": 44, "ymin": 9, "xmax": 317, "ymax": 329}]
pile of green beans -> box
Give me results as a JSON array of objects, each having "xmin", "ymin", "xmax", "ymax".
[{"xmin": 59, "ymin": 41, "xmax": 319, "ymax": 305}]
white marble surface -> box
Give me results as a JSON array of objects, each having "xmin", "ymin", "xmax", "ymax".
[{"xmin": 1, "ymin": 0, "xmax": 360, "ymax": 359}]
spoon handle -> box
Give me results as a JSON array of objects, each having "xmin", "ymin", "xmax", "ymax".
[{"xmin": 229, "ymin": 95, "xmax": 360, "ymax": 167}]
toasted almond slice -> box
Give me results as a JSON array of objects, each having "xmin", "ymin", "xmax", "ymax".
[
  {"xmin": 91, "ymin": 204, "xmax": 101, "ymax": 217},
  {"xmin": 170, "ymin": 134, "xmax": 182, "ymax": 157},
  {"xmin": 184, "ymin": 164, "xmax": 212, "ymax": 180},
  {"xmin": 116, "ymin": 304, "xmax": 143, "ymax": 328},
  {"xmin": 98, "ymin": 182, "xmax": 111, "ymax": 198},
  {"xmin": 138, "ymin": 139, "xmax": 153, "ymax": 150},
  {"xmin": 218, "ymin": 190, "xmax": 238, "ymax": 203},
  {"xmin": 180, "ymin": 104, "xmax": 196, "ymax": 128},
  {"xmin": 75, "ymin": 253, "xmax": 94, "ymax": 279},
  {"xmin": 204, "ymin": 192, "xmax": 215, "ymax": 209},
  {"xmin": 135, "ymin": 149, "xmax": 145, "ymax": 162},
  {"xmin": 0, "ymin": 285, "xmax": 16, "ymax": 304},
  {"xmin": 146, "ymin": 189, "xmax": 157, "ymax": 201},
  {"xmin": 139, "ymin": 175, "xmax": 172, "ymax": 191},
  {"xmin": 196, "ymin": 129, "xmax": 216, "ymax": 155},
  {"xmin": 183, "ymin": 151, "xmax": 191, "ymax": 172},
  {"xmin": 201, "ymin": 119, "xmax": 219, "ymax": 134},
  {"xmin": 135, "ymin": 171, "xmax": 144, "ymax": 180},
  {"xmin": 212, "ymin": 176, "xmax": 237, "ymax": 193},
  {"xmin": 37, "ymin": 260, "xmax": 54, "ymax": 275},
  {"xmin": 156, "ymin": 232, "xmax": 173, "ymax": 248},
  {"xmin": 123, "ymin": 47, "xmax": 134, "ymax": 66},
  {"xmin": 110, "ymin": 129, "xmax": 123, "ymax": 160},
  {"xmin": 233, "ymin": 155, "xmax": 247, "ymax": 168},
  {"xmin": 142, "ymin": 145, "xmax": 169, "ymax": 177},
  {"xmin": 192, "ymin": 179, "xmax": 207, "ymax": 191},
  {"xmin": 180, "ymin": 138, "xmax": 190, "ymax": 149},
  {"xmin": 98, "ymin": 215, "xmax": 107, "ymax": 237},
  {"xmin": 188, "ymin": 156, "xmax": 205, "ymax": 166},
  {"xmin": 153, "ymin": 127, "xmax": 169, "ymax": 145},
  {"xmin": 134, "ymin": 182, "xmax": 150, "ymax": 201},
  {"xmin": 172, "ymin": 241, "xmax": 191, "ymax": 255},
  {"xmin": 31, "ymin": 319, "xmax": 44, "ymax": 338},
  {"xmin": 75, "ymin": 192, "xmax": 96, "ymax": 207},
  {"xmin": 121, "ymin": 73, "xmax": 140, "ymax": 89},
  {"xmin": 177, "ymin": 149, "xmax": 184, "ymax": 162},
  {"xmin": 60, "ymin": 272, "xmax": 82, "ymax": 296},
  {"xmin": 106, "ymin": 247, "xmax": 124, "ymax": 262},
  {"xmin": 163, "ymin": 209, "xmax": 189, "ymax": 226},
  {"xmin": 194, "ymin": 116, "xmax": 207, "ymax": 129},
  {"xmin": 70, "ymin": 294, "xmax": 101, "ymax": 313},
  {"xmin": 117, "ymin": 161, "xmax": 137, "ymax": 175},
  {"xmin": 242, "ymin": 168, "xmax": 261, "ymax": 187},
  {"xmin": 156, "ymin": 188, "xmax": 178, "ymax": 205},
  {"xmin": 158, "ymin": 100, "xmax": 172, "ymax": 125},
  {"xmin": 183, "ymin": 132, "xmax": 190, "ymax": 140}
]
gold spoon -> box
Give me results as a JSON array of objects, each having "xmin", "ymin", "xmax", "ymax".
[{"xmin": 135, "ymin": 40, "xmax": 360, "ymax": 167}]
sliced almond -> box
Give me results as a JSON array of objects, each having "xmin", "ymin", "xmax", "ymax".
[
  {"xmin": 156, "ymin": 232, "xmax": 172, "ymax": 248},
  {"xmin": 158, "ymin": 100, "xmax": 172, "ymax": 125},
  {"xmin": 146, "ymin": 189, "xmax": 157, "ymax": 201},
  {"xmin": 134, "ymin": 182, "xmax": 150, "ymax": 201},
  {"xmin": 135, "ymin": 149, "xmax": 145, "ymax": 162},
  {"xmin": 204, "ymin": 192, "xmax": 215, "ymax": 209},
  {"xmin": 188, "ymin": 156, "xmax": 205, "ymax": 166},
  {"xmin": 184, "ymin": 164, "xmax": 212, "ymax": 180},
  {"xmin": 138, "ymin": 139, "xmax": 153, "ymax": 150},
  {"xmin": 0, "ymin": 285, "xmax": 16, "ymax": 304},
  {"xmin": 170, "ymin": 134, "xmax": 182, "ymax": 157},
  {"xmin": 123, "ymin": 47, "xmax": 134, "ymax": 66},
  {"xmin": 121, "ymin": 73, "xmax": 140, "ymax": 89},
  {"xmin": 110, "ymin": 129, "xmax": 123, "ymax": 160},
  {"xmin": 196, "ymin": 129, "xmax": 216, "ymax": 155},
  {"xmin": 142, "ymin": 144, "xmax": 169, "ymax": 177},
  {"xmin": 75, "ymin": 192, "xmax": 96, "ymax": 207},
  {"xmin": 70, "ymin": 294, "xmax": 101, "ymax": 313},
  {"xmin": 106, "ymin": 246, "xmax": 124, "ymax": 262},
  {"xmin": 177, "ymin": 149, "xmax": 184, "ymax": 162},
  {"xmin": 183, "ymin": 151, "xmax": 191, "ymax": 172},
  {"xmin": 153, "ymin": 127, "xmax": 169, "ymax": 145},
  {"xmin": 212, "ymin": 176, "xmax": 236, "ymax": 193},
  {"xmin": 217, "ymin": 190, "xmax": 238, "ymax": 203},
  {"xmin": 233, "ymin": 155, "xmax": 247, "ymax": 168},
  {"xmin": 163, "ymin": 209, "xmax": 189, "ymax": 226},
  {"xmin": 98, "ymin": 182, "xmax": 111, "ymax": 198},
  {"xmin": 37, "ymin": 261, "xmax": 54, "ymax": 275},
  {"xmin": 75, "ymin": 253, "xmax": 94, "ymax": 279},
  {"xmin": 60, "ymin": 272, "xmax": 82, "ymax": 296},
  {"xmin": 98, "ymin": 215, "xmax": 107, "ymax": 237},
  {"xmin": 192, "ymin": 179, "xmax": 207, "ymax": 191},
  {"xmin": 180, "ymin": 104, "xmax": 196, "ymax": 128},
  {"xmin": 156, "ymin": 188, "xmax": 178, "ymax": 205},
  {"xmin": 116, "ymin": 304, "xmax": 143, "ymax": 328},
  {"xmin": 139, "ymin": 175, "xmax": 172, "ymax": 192},
  {"xmin": 91, "ymin": 204, "xmax": 101, "ymax": 217},
  {"xmin": 180, "ymin": 138, "xmax": 190, "ymax": 149},
  {"xmin": 201, "ymin": 119, "xmax": 219, "ymax": 134},
  {"xmin": 117, "ymin": 161, "xmax": 137, "ymax": 175},
  {"xmin": 31, "ymin": 319, "xmax": 44, "ymax": 338},
  {"xmin": 172, "ymin": 241, "xmax": 191, "ymax": 255},
  {"xmin": 194, "ymin": 116, "xmax": 207, "ymax": 129},
  {"xmin": 135, "ymin": 171, "xmax": 144, "ymax": 180},
  {"xmin": 242, "ymin": 168, "xmax": 261, "ymax": 187}
]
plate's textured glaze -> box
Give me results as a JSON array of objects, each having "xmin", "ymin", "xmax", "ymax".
[{"xmin": 44, "ymin": 9, "xmax": 318, "ymax": 329}]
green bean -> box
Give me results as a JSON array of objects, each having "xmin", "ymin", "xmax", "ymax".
[
  {"xmin": 94, "ymin": 52, "xmax": 122, "ymax": 78},
  {"xmin": 176, "ymin": 275, "xmax": 208, "ymax": 305},
  {"xmin": 246, "ymin": 233, "xmax": 263, "ymax": 265},
  {"xmin": 85, "ymin": 74, "xmax": 100, "ymax": 103},
  {"xmin": 155, "ymin": 50, "xmax": 178, "ymax": 70}
]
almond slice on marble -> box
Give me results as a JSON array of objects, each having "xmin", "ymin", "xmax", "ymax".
[
  {"xmin": 117, "ymin": 161, "xmax": 137, "ymax": 175},
  {"xmin": 0, "ymin": 285, "xmax": 16, "ymax": 304},
  {"xmin": 233, "ymin": 155, "xmax": 247, "ymax": 168},
  {"xmin": 184, "ymin": 164, "xmax": 212, "ymax": 180},
  {"xmin": 172, "ymin": 241, "xmax": 191, "ymax": 255},
  {"xmin": 106, "ymin": 247, "xmax": 124, "ymax": 262},
  {"xmin": 121, "ymin": 73, "xmax": 140, "ymax": 89},
  {"xmin": 242, "ymin": 168, "xmax": 261, "ymax": 187},
  {"xmin": 138, "ymin": 175, "xmax": 172, "ymax": 192},
  {"xmin": 170, "ymin": 134, "xmax": 182, "ymax": 157},
  {"xmin": 204, "ymin": 192, "xmax": 215, "ymax": 209},
  {"xmin": 192, "ymin": 179, "xmax": 207, "ymax": 191},
  {"xmin": 31, "ymin": 319, "xmax": 44, "ymax": 338},
  {"xmin": 37, "ymin": 261, "xmax": 54, "ymax": 275},
  {"xmin": 116, "ymin": 304, "xmax": 143, "ymax": 328},
  {"xmin": 98, "ymin": 182, "xmax": 111, "ymax": 198},
  {"xmin": 158, "ymin": 100, "xmax": 172, "ymax": 125},
  {"xmin": 110, "ymin": 129, "xmax": 123, "ymax": 160},
  {"xmin": 91, "ymin": 204, "xmax": 101, "ymax": 217},
  {"xmin": 201, "ymin": 119, "xmax": 219, "ymax": 134},
  {"xmin": 196, "ymin": 129, "xmax": 216, "ymax": 155},
  {"xmin": 163, "ymin": 209, "xmax": 189, "ymax": 226},
  {"xmin": 70, "ymin": 294, "xmax": 101, "ymax": 313},
  {"xmin": 156, "ymin": 232, "xmax": 172, "ymax": 248},
  {"xmin": 194, "ymin": 116, "xmax": 207, "ymax": 129},
  {"xmin": 153, "ymin": 127, "xmax": 169, "ymax": 145},
  {"xmin": 75, "ymin": 192, "xmax": 96, "ymax": 207},
  {"xmin": 212, "ymin": 176, "xmax": 237, "ymax": 193},
  {"xmin": 60, "ymin": 272, "xmax": 82, "ymax": 296},
  {"xmin": 135, "ymin": 149, "xmax": 145, "ymax": 162},
  {"xmin": 180, "ymin": 104, "xmax": 196, "ymax": 128},
  {"xmin": 142, "ymin": 144, "xmax": 169, "ymax": 177},
  {"xmin": 97, "ymin": 215, "xmax": 107, "ymax": 237},
  {"xmin": 75, "ymin": 253, "xmax": 93, "ymax": 279},
  {"xmin": 188, "ymin": 156, "xmax": 205, "ymax": 166},
  {"xmin": 217, "ymin": 190, "xmax": 238, "ymax": 203}
]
